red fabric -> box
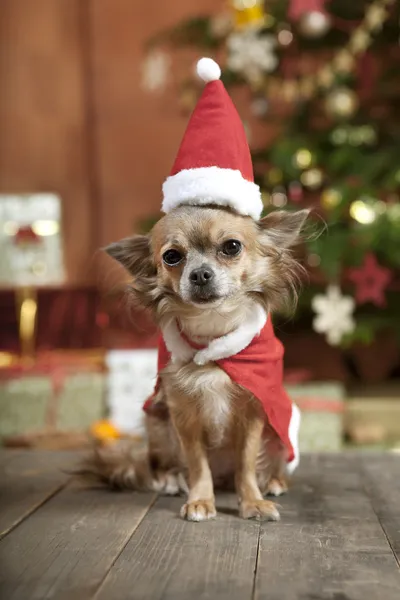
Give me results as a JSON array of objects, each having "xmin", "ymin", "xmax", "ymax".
[
  {"xmin": 170, "ymin": 80, "xmax": 254, "ymax": 183},
  {"xmin": 13, "ymin": 225, "xmax": 41, "ymax": 245},
  {"xmin": 144, "ymin": 320, "xmax": 294, "ymax": 462}
]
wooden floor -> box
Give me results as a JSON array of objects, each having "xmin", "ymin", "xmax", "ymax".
[{"xmin": 0, "ymin": 451, "xmax": 399, "ymax": 600}]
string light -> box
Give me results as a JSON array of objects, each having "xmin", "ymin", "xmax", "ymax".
[
  {"xmin": 271, "ymin": 187, "xmax": 287, "ymax": 207},
  {"xmin": 277, "ymin": 28, "xmax": 293, "ymax": 46},
  {"xmin": 3, "ymin": 221, "xmax": 18, "ymax": 236},
  {"xmin": 294, "ymin": 148, "xmax": 313, "ymax": 169},
  {"xmin": 350, "ymin": 200, "xmax": 376, "ymax": 224},
  {"xmin": 300, "ymin": 168, "xmax": 323, "ymax": 189},
  {"xmin": 32, "ymin": 220, "xmax": 59, "ymax": 236},
  {"xmin": 321, "ymin": 188, "xmax": 342, "ymax": 209}
]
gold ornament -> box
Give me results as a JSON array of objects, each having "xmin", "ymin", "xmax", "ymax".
[
  {"xmin": 15, "ymin": 287, "xmax": 38, "ymax": 360},
  {"xmin": 365, "ymin": 4, "xmax": 387, "ymax": 30},
  {"xmin": 321, "ymin": 188, "xmax": 342, "ymax": 209},
  {"xmin": 266, "ymin": 167, "xmax": 283, "ymax": 185},
  {"xmin": 325, "ymin": 87, "xmax": 359, "ymax": 119},
  {"xmin": 300, "ymin": 168, "xmax": 323, "ymax": 189},
  {"xmin": 349, "ymin": 27, "xmax": 371, "ymax": 54},
  {"xmin": 233, "ymin": 0, "xmax": 266, "ymax": 30},
  {"xmin": 251, "ymin": 0, "xmax": 394, "ymax": 108},
  {"xmin": 317, "ymin": 67, "xmax": 335, "ymax": 89},
  {"xmin": 294, "ymin": 148, "xmax": 313, "ymax": 170},
  {"xmin": 298, "ymin": 11, "xmax": 331, "ymax": 38},
  {"xmin": 333, "ymin": 50, "xmax": 355, "ymax": 74}
]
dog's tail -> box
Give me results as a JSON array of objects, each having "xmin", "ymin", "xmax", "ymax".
[{"xmin": 74, "ymin": 446, "xmax": 187, "ymax": 495}]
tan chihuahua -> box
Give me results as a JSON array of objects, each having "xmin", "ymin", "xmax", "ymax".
[{"xmin": 80, "ymin": 204, "xmax": 308, "ymax": 522}]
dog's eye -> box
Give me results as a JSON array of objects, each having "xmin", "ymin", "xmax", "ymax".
[
  {"xmin": 162, "ymin": 249, "xmax": 183, "ymax": 266},
  {"xmin": 221, "ymin": 239, "xmax": 242, "ymax": 257}
]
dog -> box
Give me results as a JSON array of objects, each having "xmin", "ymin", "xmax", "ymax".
[{"xmin": 79, "ymin": 204, "xmax": 308, "ymax": 522}]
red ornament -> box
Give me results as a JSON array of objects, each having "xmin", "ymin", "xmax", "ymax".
[
  {"xmin": 288, "ymin": 0, "xmax": 326, "ymax": 21},
  {"xmin": 13, "ymin": 225, "xmax": 41, "ymax": 246},
  {"xmin": 347, "ymin": 253, "xmax": 392, "ymax": 307},
  {"xmin": 288, "ymin": 181, "xmax": 304, "ymax": 202}
]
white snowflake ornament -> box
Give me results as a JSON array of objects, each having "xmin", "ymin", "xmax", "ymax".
[
  {"xmin": 312, "ymin": 285, "xmax": 355, "ymax": 346},
  {"xmin": 141, "ymin": 50, "xmax": 171, "ymax": 92},
  {"xmin": 227, "ymin": 31, "xmax": 278, "ymax": 82}
]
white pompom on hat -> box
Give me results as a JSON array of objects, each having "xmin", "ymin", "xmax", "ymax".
[{"xmin": 161, "ymin": 57, "xmax": 263, "ymax": 220}]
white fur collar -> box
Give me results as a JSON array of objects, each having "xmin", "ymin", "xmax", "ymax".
[{"xmin": 161, "ymin": 305, "xmax": 268, "ymax": 366}]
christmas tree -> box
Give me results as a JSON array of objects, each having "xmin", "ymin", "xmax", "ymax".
[{"xmin": 140, "ymin": 0, "xmax": 400, "ymax": 373}]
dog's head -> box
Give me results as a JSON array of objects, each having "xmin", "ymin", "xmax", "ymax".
[{"xmin": 106, "ymin": 205, "xmax": 308, "ymax": 317}]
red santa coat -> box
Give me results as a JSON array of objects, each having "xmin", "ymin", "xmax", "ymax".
[{"xmin": 143, "ymin": 318, "xmax": 295, "ymax": 463}]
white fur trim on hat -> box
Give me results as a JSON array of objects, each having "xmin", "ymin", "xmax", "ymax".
[
  {"xmin": 162, "ymin": 166, "xmax": 263, "ymax": 220},
  {"xmin": 196, "ymin": 58, "xmax": 221, "ymax": 83}
]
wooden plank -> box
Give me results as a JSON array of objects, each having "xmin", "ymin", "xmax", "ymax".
[
  {"xmin": 0, "ymin": 450, "xmax": 73, "ymax": 539},
  {"xmin": 96, "ymin": 494, "xmax": 260, "ymax": 600},
  {"xmin": 254, "ymin": 454, "xmax": 400, "ymax": 600},
  {"xmin": 0, "ymin": 480, "xmax": 156, "ymax": 600},
  {"xmin": 360, "ymin": 453, "xmax": 400, "ymax": 565}
]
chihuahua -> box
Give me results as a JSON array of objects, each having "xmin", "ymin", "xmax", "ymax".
[{"xmin": 79, "ymin": 204, "xmax": 308, "ymax": 522}]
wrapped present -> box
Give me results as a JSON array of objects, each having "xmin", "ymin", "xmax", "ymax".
[
  {"xmin": 345, "ymin": 383, "xmax": 400, "ymax": 446},
  {"xmin": 285, "ymin": 381, "xmax": 346, "ymax": 452},
  {"xmin": 105, "ymin": 349, "xmax": 158, "ymax": 437},
  {"xmin": 0, "ymin": 350, "xmax": 106, "ymax": 446}
]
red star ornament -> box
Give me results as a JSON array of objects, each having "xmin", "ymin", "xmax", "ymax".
[{"xmin": 347, "ymin": 253, "xmax": 392, "ymax": 307}]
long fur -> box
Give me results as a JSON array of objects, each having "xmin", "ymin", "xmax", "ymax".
[{"xmin": 78, "ymin": 206, "xmax": 308, "ymax": 521}]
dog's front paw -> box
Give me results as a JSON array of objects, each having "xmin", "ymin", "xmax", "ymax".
[
  {"xmin": 266, "ymin": 477, "xmax": 288, "ymax": 497},
  {"xmin": 239, "ymin": 499, "xmax": 280, "ymax": 521},
  {"xmin": 180, "ymin": 499, "xmax": 216, "ymax": 522}
]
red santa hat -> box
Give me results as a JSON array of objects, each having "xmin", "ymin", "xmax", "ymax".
[{"xmin": 162, "ymin": 57, "xmax": 263, "ymax": 221}]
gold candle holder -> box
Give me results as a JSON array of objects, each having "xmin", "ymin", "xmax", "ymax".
[{"xmin": 15, "ymin": 286, "xmax": 38, "ymax": 361}]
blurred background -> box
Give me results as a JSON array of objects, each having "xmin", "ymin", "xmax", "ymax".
[{"xmin": 0, "ymin": 0, "xmax": 399, "ymax": 453}]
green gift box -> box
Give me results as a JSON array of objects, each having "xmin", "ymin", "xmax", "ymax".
[
  {"xmin": 285, "ymin": 382, "xmax": 346, "ymax": 452},
  {"xmin": 0, "ymin": 371, "xmax": 106, "ymax": 441}
]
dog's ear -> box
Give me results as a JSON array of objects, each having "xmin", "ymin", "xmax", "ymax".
[
  {"xmin": 259, "ymin": 209, "xmax": 309, "ymax": 248},
  {"xmin": 105, "ymin": 235, "xmax": 154, "ymax": 276}
]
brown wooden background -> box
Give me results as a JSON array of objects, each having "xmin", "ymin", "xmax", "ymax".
[{"xmin": 0, "ymin": 0, "xmax": 222, "ymax": 286}]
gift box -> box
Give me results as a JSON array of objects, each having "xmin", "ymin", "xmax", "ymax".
[
  {"xmin": 0, "ymin": 351, "xmax": 106, "ymax": 446},
  {"xmin": 285, "ymin": 381, "xmax": 346, "ymax": 452},
  {"xmin": 105, "ymin": 349, "xmax": 158, "ymax": 436}
]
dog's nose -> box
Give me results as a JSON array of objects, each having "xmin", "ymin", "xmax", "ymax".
[{"xmin": 189, "ymin": 266, "xmax": 215, "ymax": 287}]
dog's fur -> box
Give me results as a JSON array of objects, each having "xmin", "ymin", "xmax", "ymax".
[{"xmin": 79, "ymin": 205, "xmax": 308, "ymax": 521}]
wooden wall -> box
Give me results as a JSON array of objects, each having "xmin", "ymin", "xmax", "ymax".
[{"xmin": 0, "ymin": 0, "xmax": 222, "ymax": 285}]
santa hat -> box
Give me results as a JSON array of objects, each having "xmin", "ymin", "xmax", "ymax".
[{"xmin": 162, "ymin": 58, "xmax": 263, "ymax": 221}]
